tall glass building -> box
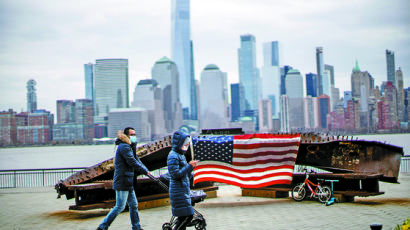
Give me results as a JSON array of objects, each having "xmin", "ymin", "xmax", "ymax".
[
  {"xmin": 238, "ymin": 34, "xmax": 260, "ymax": 111},
  {"xmin": 84, "ymin": 63, "xmax": 94, "ymax": 114},
  {"xmin": 171, "ymin": 0, "xmax": 197, "ymax": 120},
  {"xmin": 26, "ymin": 79, "xmax": 37, "ymax": 112},
  {"xmin": 94, "ymin": 59, "xmax": 129, "ymax": 123},
  {"xmin": 316, "ymin": 47, "xmax": 324, "ymax": 96},
  {"xmin": 230, "ymin": 83, "xmax": 244, "ymax": 122},
  {"xmin": 261, "ymin": 41, "xmax": 281, "ymax": 118},
  {"xmin": 386, "ymin": 49, "xmax": 396, "ymax": 86},
  {"xmin": 305, "ymin": 73, "xmax": 318, "ymax": 97}
]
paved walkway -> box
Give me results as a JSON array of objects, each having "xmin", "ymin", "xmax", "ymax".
[{"xmin": 1, "ymin": 174, "xmax": 409, "ymax": 230}]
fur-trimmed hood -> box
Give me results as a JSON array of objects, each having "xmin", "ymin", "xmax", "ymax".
[{"xmin": 115, "ymin": 131, "xmax": 131, "ymax": 145}]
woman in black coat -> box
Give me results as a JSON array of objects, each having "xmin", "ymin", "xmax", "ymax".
[{"xmin": 167, "ymin": 131, "xmax": 199, "ymax": 230}]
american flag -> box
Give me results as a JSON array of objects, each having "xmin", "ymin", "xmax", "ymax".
[{"xmin": 192, "ymin": 133, "xmax": 301, "ymax": 188}]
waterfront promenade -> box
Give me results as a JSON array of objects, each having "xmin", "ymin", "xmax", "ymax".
[{"xmin": 0, "ymin": 174, "xmax": 409, "ymax": 230}]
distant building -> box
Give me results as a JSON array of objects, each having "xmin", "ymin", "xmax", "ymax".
[
  {"xmin": 386, "ymin": 49, "xmax": 396, "ymax": 86},
  {"xmin": 343, "ymin": 91, "xmax": 352, "ymax": 108},
  {"xmin": 396, "ymin": 67, "xmax": 405, "ymax": 122},
  {"xmin": 305, "ymin": 73, "xmax": 318, "ymax": 97},
  {"xmin": 199, "ymin": 64, "xmax": 229, "ymax": 130},
  {"xmin": 94, "ymin": 59, "xmax": 129, "ymax": 124},
  {"xmin": 258, "ymin": 99, "xmax": 273, "ymax": 133},
  {"xmin": 238, "ymin": 34, "xmax": 260, "ymax": 112},
  {"xmin": 151, "ymin": 56, "xmax": 182, "ymax": 133},
  {"xmin": 318, "ymin": 95, "xmax": 330, "ymax": 129},
  {"xmin": 280, "ymin": 95, "xmax": 289, "ymax": 132},
  {"xmin": 54, "ymin": 99, "xmax": 93, "ymax": 142},
  {"xmin": 280, "ymin": 65, "xmax": 293, "ymax": 95},
  {"xmin": 0, "ymin": 109, "xmax": 17, "ymax": 145},
  {"xmin": 17, "ymin": 110, "xmax": 53, "ymax": 145},
  {"xmin": 260, "ymin": 41, "xmax": 281, "ymax": 118},
  {"xmin": 324, "ymin": 64, "xmax": 335, "ymax": 87},
  {"xmin": 56, "ymin": 100, "xmax": 76, "ymax": 124},
  {"xmin": 316, "ymin": 47, "xmax": 324, "ymax": 96},
  {"xmin": 171, "ymin": 0, "xmax": 197, "ymax": 120},
  {"xmin": 84, "ymin": 63, "xmax": 95, "ymax": 113},
  {"xmin": 108, "ymin": 108, "xmax": 151, "ymax": 141},
  {"xmin": 131, "ymin": 79, "xmax": 166, "ymax": 139},
  {"xmin": 285, "ymin": 69, "xmax": 305, "ymax": 130},
  {"xmin": 383, "ymin": 81, "xmax": 399, "ymax": 129},
  {"xmin": 303, "ymin": 96, "xmax": 316, "ymax": 130},
  {"xmin": 26, "ymin": 79, "xmax": 37, "ymax": 112},
  {"xmin": 230, "ymin": 83, "xmax": 244, "ymax": 122}
]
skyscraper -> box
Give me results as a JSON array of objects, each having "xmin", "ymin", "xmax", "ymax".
[
  {"xmin": 84, "ymin": 63, "xmax": 94, "ymax": 101},
  {"xmin": 305, "ymin": 73, "xmax": 318, "ymax": 97},
  {"xmin": 285, "ymin": 69, "xmax": 305, "ymax": 130},
  {"xmin": 75, "ymin": 99, "xmax": 94, "ymax": 140},
  {"xmin": 171, "ymin": 0, "xmax": 196, "ymax": 120},
  {"xmin": 26, "ymin": 79, "xmax": 37, "ymax": 112},
  {"xmin": 230, "ymin": 83, "xmax": 244, "ymax": 122},
  {"xmin": 386, "ymin": 49, "xmax": 396, "ymax": 85},
  {"xmin": 396, "ymin": 67, "xmax": 405, "ymax": 122},
  {"xmin": 94, "ymin": 59, "xmax": 129, "ymax": 123},
  {"xmin": 318, "ymin": 95, "xmax": 330, "ymax": 129},
  {"xmin": 316, "ymin": 47, "xmax": 324, "ymax": 96},
  {"xmin": 238, "ymin": 34, "xmax": 260, "ymax": 112},
  {"xmin": 131, "ymin": 79, "xmax": 166, "ymax": 139},
  {"xmin": 199, "ymin": 64, "xmax": 228, "ymax": 130},
  {"xmin": 56, "ymin": 100, "xmax": 76, "ymax": 124},
  {"xmin": 151, "ymin": 56, "xmax": 182, "ymax": 132},
  {"xmin": 261, "ymin": 41, "xmax": 281, "ymax": 118},
  {"xmin": 258, "ymin": 99, "xmax": 273, "ymax": 133},
  {"xmin": 324, "ymin": 64, "xmax": 335, "ymax": 87}
]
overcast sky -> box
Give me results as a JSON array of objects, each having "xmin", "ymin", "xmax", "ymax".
[{"xmin": 0, "ymin": 0, "xmax": 409, "ymax": 116}]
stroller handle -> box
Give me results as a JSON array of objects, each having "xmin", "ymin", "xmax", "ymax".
[{"xmin": 147, "ymin": 173, "xmax": 169, "ymax": 192}]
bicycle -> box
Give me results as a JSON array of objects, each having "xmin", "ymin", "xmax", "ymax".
[{"xmin": 291, "ymin": 169, "xmax": 332, "ymax": 203}]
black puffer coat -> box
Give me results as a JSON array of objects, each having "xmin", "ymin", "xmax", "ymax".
[{"xmin": 167, "ymin": 131, "xmax": 194, "ymax": 217}]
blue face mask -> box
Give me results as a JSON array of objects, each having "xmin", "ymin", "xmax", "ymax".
[{"xmin": 130, "ymin": 136, "xmax": 137, "ymax": 143}]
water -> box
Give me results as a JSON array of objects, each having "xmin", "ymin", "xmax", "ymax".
[{"xmin": 0, "ymin": 134, "xmax": 409, "ymax": 170}]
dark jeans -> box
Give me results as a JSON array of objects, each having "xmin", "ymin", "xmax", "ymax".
[{"xmin": 173, "ymin": 215, "xmax": 193, "ymax": 230}]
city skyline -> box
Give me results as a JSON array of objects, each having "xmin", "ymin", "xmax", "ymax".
[{"xmin": 0, "ymin": 0, "xmax": 409, "ymax": 116}]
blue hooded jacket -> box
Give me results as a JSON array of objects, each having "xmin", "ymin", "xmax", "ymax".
[
  {"xmin": 167, "ymin": 131, "xmax": 194, "ymax": 217},
  {"xmin": 112, "ymin": 134, "xmax": 148, "ymax": 191}
]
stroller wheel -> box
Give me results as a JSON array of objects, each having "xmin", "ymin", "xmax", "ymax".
[
  {"xmin": 195, "ymin": 218, "xmax": 206, "ymax": 230},
  {"xmin": 162, "ymin": 223, "xmax": 172, "ymax": 230}
]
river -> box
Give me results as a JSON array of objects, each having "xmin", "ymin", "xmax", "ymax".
[{"xmin": 0, "ymin": 133, "xmax": 409, "ymax": 170}]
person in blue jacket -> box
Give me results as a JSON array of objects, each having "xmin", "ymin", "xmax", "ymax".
[
  {"xmin": 97, "ymin": 127, "xmax": 152, "ymax": 230},
  {"xmin": 167, "ymin": 131, "xmax": 199, "ymax": 230}
]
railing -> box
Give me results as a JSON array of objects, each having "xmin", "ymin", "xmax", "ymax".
[
  {"xmin": 0, "ymin": 168, "xmax": 86, "ymax": 188},
  {"xmin": 1, "ymin": 157, "xmax": 409, "ymax": 189},
  {"xmin": 400, "ymin": 156, "xmax": 410, "ymax": 173}
]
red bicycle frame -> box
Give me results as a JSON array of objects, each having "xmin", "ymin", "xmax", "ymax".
[{"xmin": 303, "ymin": 174, "xmax": 321, "ymax": 196}]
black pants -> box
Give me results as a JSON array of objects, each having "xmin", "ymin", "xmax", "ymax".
[{"xmin": 173, "ymin": 215, "xmax": 193, "ymax": 230}]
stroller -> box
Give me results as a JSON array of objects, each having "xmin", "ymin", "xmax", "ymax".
[{"xmin": 147, "ymin": 173, "xmax": 207, "ymax": 230}]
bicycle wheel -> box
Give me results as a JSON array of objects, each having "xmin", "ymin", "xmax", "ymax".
[
  {"xmin": 318, "ymin": 185, "xmax": 332, "ymax": 203},
  {"xmin": 292, "ymin": 183, "xmax": 306, "ymax": 201}
]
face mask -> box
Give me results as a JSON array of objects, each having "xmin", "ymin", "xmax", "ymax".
[
  {"xmin": 181, "ymin": 137, "xmax": 190, "ymax": 151},
  {"xmin": 130, "ymin": 136, "xmax": 137, "ymax": 143}
]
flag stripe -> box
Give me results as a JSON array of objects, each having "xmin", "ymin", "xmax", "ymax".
[
  {"xmin": 232, "ymin": 157, "xmax": 298, "ymax": 166},
  {"xmin": 232, "ymin": 153, "xmax": 297, "ymax": 163},
  {"xmin": 233, "ymin": 133, "xmax": 301, "ymax": 140},
  {"xmin": 194, "ymin": 167, "xmax": 293, "ymax": 180},
  {"xmin": 195, "ymin": 162, "xmax": 295, "ymax": 174},
  {"xmin": 233, "ymin": 142, "xmax": 301, "ymax": 149},
  {"xmin": 233, "ymin": 148, "xmax": 299, "ymax": 157},
  {"xmin": 196, "ymin": 161, "xmax": 295, "ymax": 171},
  {"xmin": 193, "ymin": 175, "xmax": 293, "ymax": 188}
]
